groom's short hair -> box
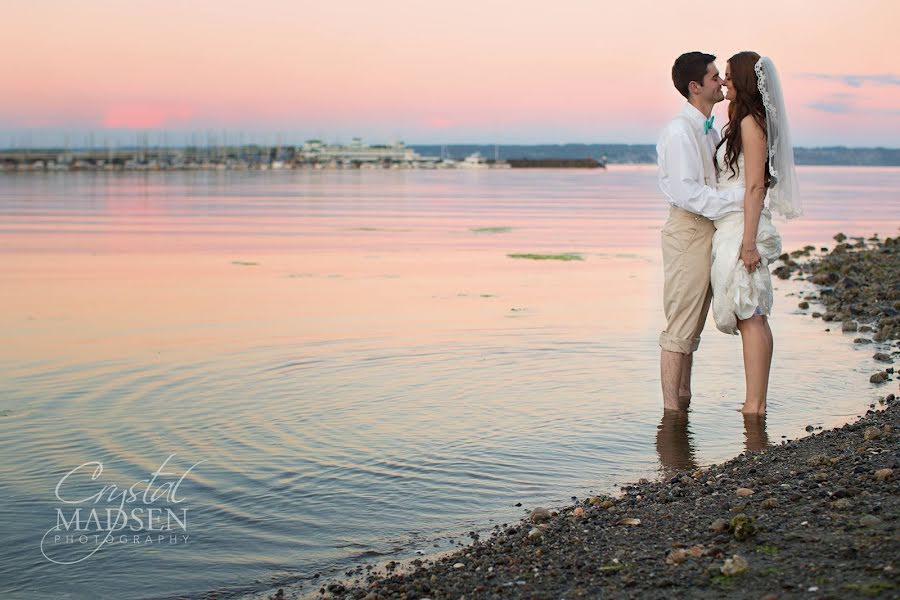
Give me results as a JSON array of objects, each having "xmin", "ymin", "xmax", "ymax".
[{"xmin": 672, "ymin": 52, "xmax": 716, "ymax": 99}]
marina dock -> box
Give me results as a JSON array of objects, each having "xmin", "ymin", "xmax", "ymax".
[{"xmin": 0, "ymin": 138, "xmax": 606, "ymax": 172}]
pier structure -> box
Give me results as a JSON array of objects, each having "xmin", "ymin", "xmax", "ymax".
[{"xmin": 299, "ymin": 138, "xmax": 440, "ymax": 168}]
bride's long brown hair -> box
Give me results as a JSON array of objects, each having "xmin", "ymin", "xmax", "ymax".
[{"xmin": 716, "ymin": 50, "xmax": 770, "ymax": 186}]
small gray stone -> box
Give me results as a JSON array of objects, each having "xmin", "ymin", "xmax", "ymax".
[
  {"xmin": 870, "ymin": 372, "xmax": 889, "ymax": 384},
  {"xmin": 529, "ymin": 507, "xmax": 552, "ymax": 524},
  {"xmin": 710, "ymin": 518, "xmax": 730, "ymax": 533},
  {"xmin": 831, "ymin": 498, "xmax": 851, "ymax": 510},
  {"xmin": 863, "ymin": 427, "xmax": 881, "ymax": 441},
  {"xmin": 859, "ymin": 515, "xmax": 882, "ymax": 527}
]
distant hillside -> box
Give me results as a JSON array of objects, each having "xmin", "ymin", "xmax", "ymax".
[
  {"xmin": 792, "ymin": 147, "xmax": 900, "ymax": 166},
  {"xmin": 411, "ymin": 144, "xmax": 900, "ymax": 166}
]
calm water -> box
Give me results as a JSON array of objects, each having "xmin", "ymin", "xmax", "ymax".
[{"xmin": 0, "ymin": 167, "xmax": 897, "ymax": 599}]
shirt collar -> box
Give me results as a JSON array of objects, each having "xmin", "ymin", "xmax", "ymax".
[{"xmin": 681, "ymin": 102, "xmax": 710, "ymax": 130}]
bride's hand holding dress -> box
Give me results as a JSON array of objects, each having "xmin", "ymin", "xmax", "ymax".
[{"xmin": 741, "ymin": 244, "xmax": 763, "ymax": 273}]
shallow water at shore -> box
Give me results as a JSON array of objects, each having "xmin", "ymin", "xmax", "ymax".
[{"xmin": 0, "ymin": 167, "xmax": 897, "ymax": 599}]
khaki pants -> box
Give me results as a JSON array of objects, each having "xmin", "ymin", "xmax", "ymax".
[{"xmin": 659, "ymin": 206, "xmax": 715, "ymax": 354}]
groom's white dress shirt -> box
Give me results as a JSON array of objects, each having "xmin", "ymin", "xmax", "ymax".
[{"xmin": 657, "ymin": 102, "xmax": 745, "ymax": 220}]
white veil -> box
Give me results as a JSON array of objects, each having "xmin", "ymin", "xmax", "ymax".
[{"xmin": 755, "ymin": 56, "xmax": 802, "ymax": 219}]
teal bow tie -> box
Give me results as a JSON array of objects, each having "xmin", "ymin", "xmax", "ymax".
[{"xmin": 703, "ymin": 116, "xmax": 715, "ymax": 135}]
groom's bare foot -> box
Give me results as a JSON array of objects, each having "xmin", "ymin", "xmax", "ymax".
[
  {"xmin": 664, "ymin": 394, "xmax": 691, "ymax": 411},
  {"xmin": 664, "ymin": 399, "xmax": 684, "ymax": 411}
]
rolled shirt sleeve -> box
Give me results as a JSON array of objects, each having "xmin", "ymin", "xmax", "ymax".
[{"xmin": 658, "ymin": 129, "xmax": 745, "ymax": 220}]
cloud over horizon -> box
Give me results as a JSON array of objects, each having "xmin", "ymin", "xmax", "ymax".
[{"xmin": 799, "ymin": 73, "xmax": 900, "ymax": 88}]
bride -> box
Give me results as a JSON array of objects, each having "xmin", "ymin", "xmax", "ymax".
[{"xmin": 710, "ymin": 52, "xmax": 802, "ymax": 415}]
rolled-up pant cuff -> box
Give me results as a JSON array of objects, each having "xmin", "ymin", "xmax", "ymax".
[{"xmin": 659, "ymin": 331, "xmax": 700, "ymax": 354}]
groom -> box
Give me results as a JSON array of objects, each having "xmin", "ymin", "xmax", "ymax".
[{"xmin": 657, "ymin": 52, "xmax": 745, "ymax": 411}]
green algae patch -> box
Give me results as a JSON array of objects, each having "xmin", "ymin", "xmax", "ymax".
[
  {"xmin": 597, "ymin": 564, "xmax": 624, "ymax": 572},
  {"xmin": 711, "ymin": 575, "xmax": 737, "ymax": 588},
  {"xmin": 507, "ymin": 252, "xmax": 584, "ymax": 261},
  {"xmin": 842, "ymin": 581, "xmax": 897, "ymax": 596},
  {"xmin": 346, "ymin": 227, "xmax": 412, "ymax": 232},
  {"xmin": 471, "ymin": 226, "xmax": 513, "ymax": 234}
]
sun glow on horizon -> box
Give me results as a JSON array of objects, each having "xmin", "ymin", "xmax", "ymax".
[{"xmin": 2, "ymin": 0, "xmax": 898, "ymax": 146}]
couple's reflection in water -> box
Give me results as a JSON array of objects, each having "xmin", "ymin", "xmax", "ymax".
[{"xmin": 656, "ymin": 410, "xmax": 770, "ymax": 479}]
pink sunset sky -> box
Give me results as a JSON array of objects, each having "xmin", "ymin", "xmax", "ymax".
[{"xmin": 2, "ymin": 0, "xmax": 898, "ymax": 147}]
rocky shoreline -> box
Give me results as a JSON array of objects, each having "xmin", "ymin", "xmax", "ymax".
[
  {"xmin": 773, "ymin": 232, "xmax": 900, "ymax": 349},
  {"xmin": 268, "ymin": 235, "xmax": 899, "ymax": 600}
]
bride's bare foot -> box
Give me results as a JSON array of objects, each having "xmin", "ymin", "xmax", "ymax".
[{"xmin": 741, "ymin": 401, "xmax": 766, "ymax": 415}]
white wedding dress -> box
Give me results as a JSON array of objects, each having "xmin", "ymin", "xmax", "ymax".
[{"xmin": 711, "ymin": 144, "xmax": 783, "ymax": 335}]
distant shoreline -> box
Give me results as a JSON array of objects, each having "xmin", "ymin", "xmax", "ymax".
[{"xmin": 2, "ymin": 144, "xmax": 899, "ymax": 170}]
